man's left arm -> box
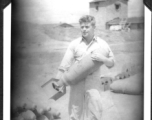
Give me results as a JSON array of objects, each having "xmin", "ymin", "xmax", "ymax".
[
  {"xmin": 91, "ymin": 52, "xmax": 114, "ymax": 68},
  {"xmin": 102, "ymin": 56, "xmax": 115, "ymax": 68},
  {"xmin": 91, "ymin": 45, "xmax": 115, "ymax": 68},
  {"xmin": 104, "ymin": 45, "xmax": 115, "ymax": 68}
]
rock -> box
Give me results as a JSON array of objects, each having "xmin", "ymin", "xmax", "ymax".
[
  {"xmin": 32, "ymin": 106, "xmax": 45, "ymax": 118},
  {"xmin": 21, "ymin": 110, "xmax": 36, "ymax": 120},
  {"xmin": 44, "ymin": 107, "xmax": 61, "ymax": 119},
  {"xmin": 50, "ymin": 108, "xmax": 61, "ymax": 119},
  {"xmin": 25, "ymin": 103, "xmax": 37, "ymax": 111},
  {"xmin": 12, "ymin": 115, "xmax": 24, "ymax": 120},
  {"xmin": 12, "ymin": 103, "xmax": 27, "ymax": 118},
  {"xmin": 43, "ymin": 108, "xmax": 54, "ymax": 120},
  {"xmin": 36, "ymin": 107, "xmax": 45, "ymax": 116},
  {"xmin": 37, "ymin": 115, "xmax": 49, "ymax": 120},
  {"xmin": 11, "ymin": 106, "xmax": 20, "ymax": 118},
  {"xmin": 17, "ymin": 103, "xmax": 27, "ymax": 113}
]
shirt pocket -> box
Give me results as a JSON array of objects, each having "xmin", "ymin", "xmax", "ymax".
[{"xmin": 74, "ymin": 48, "xmax": 85, "ymax": 59}]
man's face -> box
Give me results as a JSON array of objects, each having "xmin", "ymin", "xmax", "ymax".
[{"xmin": 80, "ymin": 22, "xmax": 95, "ymax": 39}]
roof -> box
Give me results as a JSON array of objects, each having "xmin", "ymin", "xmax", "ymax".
[
  {"xmin": 106, "ymin": 17, "xmax": 144, "ymax": 25},
  {"xmin": 127, "ymin": 17, "xmax": 144, "ymax": 23},
  {"xmin": 90, "ymin": 0, "xmax": 128, "ymax": 3},
  {"xmin": 90, "ymin": 0, "xmax": 106, "ymax": 3},
  {"xmin": 106, "ymin": 17, "xmax": 122, "ymax": 25}
]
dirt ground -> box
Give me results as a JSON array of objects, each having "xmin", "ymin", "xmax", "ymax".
[{"xmin": 11, "ymin": 22, "xmax": 144, "ymax": 120}]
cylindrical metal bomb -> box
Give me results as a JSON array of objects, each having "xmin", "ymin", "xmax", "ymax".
[{"xmin": 61, "ymin": 53, "xmax": 103, "ymax": 85}]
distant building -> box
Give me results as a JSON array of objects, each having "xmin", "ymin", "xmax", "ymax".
[
  {"xmin": 89, "ymin": 0, "xmax": 128, "ymax": 28},
  {"xmin": 125, "ymin": 0, "xmax": 144, "ymax": 30},
  {"xmin": 106, "ymin": 16, "xmax": 144, "ymax": 31}
]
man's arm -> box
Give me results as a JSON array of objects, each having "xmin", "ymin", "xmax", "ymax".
[
  {"xmin": 91, "ymin": 53, "xmax": 114, "ymax": 68},
  {"xmin": 91, "ymin": 42, "xmax": 115, "ymax": 68},
  {"xmin": 55, "ymin": 69, "xmax": 65, "ymax": 80},
  {"xmin": 56, "ymin": 41, "xmax": 75, "ymax": 79},
  {"xmin": 101, "ymin": 56, "xmax": 114, "ymax": 68}
]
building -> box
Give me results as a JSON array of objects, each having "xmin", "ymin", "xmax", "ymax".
[
  {"xmin": 106, "ymin": 16, "xmax": 144, "ymax": 31},
  {"xmin": 89, "ymin": 0, "xmax": 128, "ymax": 29},
  {"xmin": 105, "ymin": 0, "xmax": 144, "ymax": 31},
  {"xmin": 127, "ymin": 0, "xmax": 144, "ymax": 18}
]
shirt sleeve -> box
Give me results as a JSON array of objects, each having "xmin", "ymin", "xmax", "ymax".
[
  {"xmin": 101, "ymin": 39, "xmax": 115, "ymax": 63},
  {"xmin": 99, "ymin": 38, "xmax": 115, "ymax": 61},
  {"xmin": 107, "ymin": 44, "xmax": 115, "ymax": 63},
  {"xmin": 108, "ymin": 46, "xmax": 114, "ymax": 58},
  {"xmin": 58, "ymin": 41, "xmax": 75, "ymax": 71}
]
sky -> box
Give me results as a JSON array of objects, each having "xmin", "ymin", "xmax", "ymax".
[
  {"xmin": 16, "ymin": 0, "xmax": 144, "ymax": 24},
  {"xmin": 17, "ymin": 0, "xmax": 92, "ymax": 24}
]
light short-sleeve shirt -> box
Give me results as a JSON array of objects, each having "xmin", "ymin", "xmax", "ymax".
[{"xmin": 59, "ymin": 36, "xmax": 115, "ymax": 72}]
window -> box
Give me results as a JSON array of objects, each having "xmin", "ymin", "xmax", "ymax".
[
  {"xmin": 94, "ymin": 2, "xmax": 99, "ymax": 12},
  {"xmin": 96, "ymin": 5, "xmax": 99, "ymax": 11},
  {"xmin": 115, "ymin": 2, "xmax": 121, "ymax": 11}
]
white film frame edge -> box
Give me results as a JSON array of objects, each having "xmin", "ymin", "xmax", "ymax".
[{"xmin": 3, "ymin": 4, "xmax": 151, "ymax": 120}]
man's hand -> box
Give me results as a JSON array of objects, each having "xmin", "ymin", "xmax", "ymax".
[
  {"xmin": 91, "ymin": 51, "xmax": 107, "ymax": 62},
  {"xmin": 91, "ymin": 50, "xmax": 114, "ymax": 68}
]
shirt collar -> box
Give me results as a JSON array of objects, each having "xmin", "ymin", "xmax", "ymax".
[{"xmin": 81, "ymin": 36, "xmax": 97, "ymax": 43}]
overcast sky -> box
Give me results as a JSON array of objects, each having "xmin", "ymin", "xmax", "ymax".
[
  {"xmin": 17, "ymin": 0, "xmax": 92, "ymax": 24},
  {"xmin": 16, "ymin": 0, "xmax": 144, "ymax": 24}
]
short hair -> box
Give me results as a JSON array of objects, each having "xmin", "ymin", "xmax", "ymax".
[{"xmin": 79, "ymin": 15, "xmax": 96, "ymax": 27}]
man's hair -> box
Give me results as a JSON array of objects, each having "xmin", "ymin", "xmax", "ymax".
[{"xmin": 79, "ymin": 15, "xmax": 96, "ymax": 27}]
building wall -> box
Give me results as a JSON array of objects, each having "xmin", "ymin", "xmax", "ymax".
[
  {"xmin": 90, "ymin": 1, "xmax": 107, "ymax": 28},
  {"xmin": 90, "ymin": 0, "xmax": 127, "ymax": 29},
  {"xmin": 128, "ymin": 0, "xmax": 144, "ymax": 18}
]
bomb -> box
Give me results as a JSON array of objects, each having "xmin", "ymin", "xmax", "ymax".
[
  {"xmin": 115, "ymin": 71, "xmax": 130, "ymax": 80},
  {"xmin": 61, "ymin": 51, "xmax": 108, "ymax": 85}
]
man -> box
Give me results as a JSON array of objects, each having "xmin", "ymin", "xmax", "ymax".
[{"xmin": 53, "ymin": 15, "xmax": 115, "ymax": 120}]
